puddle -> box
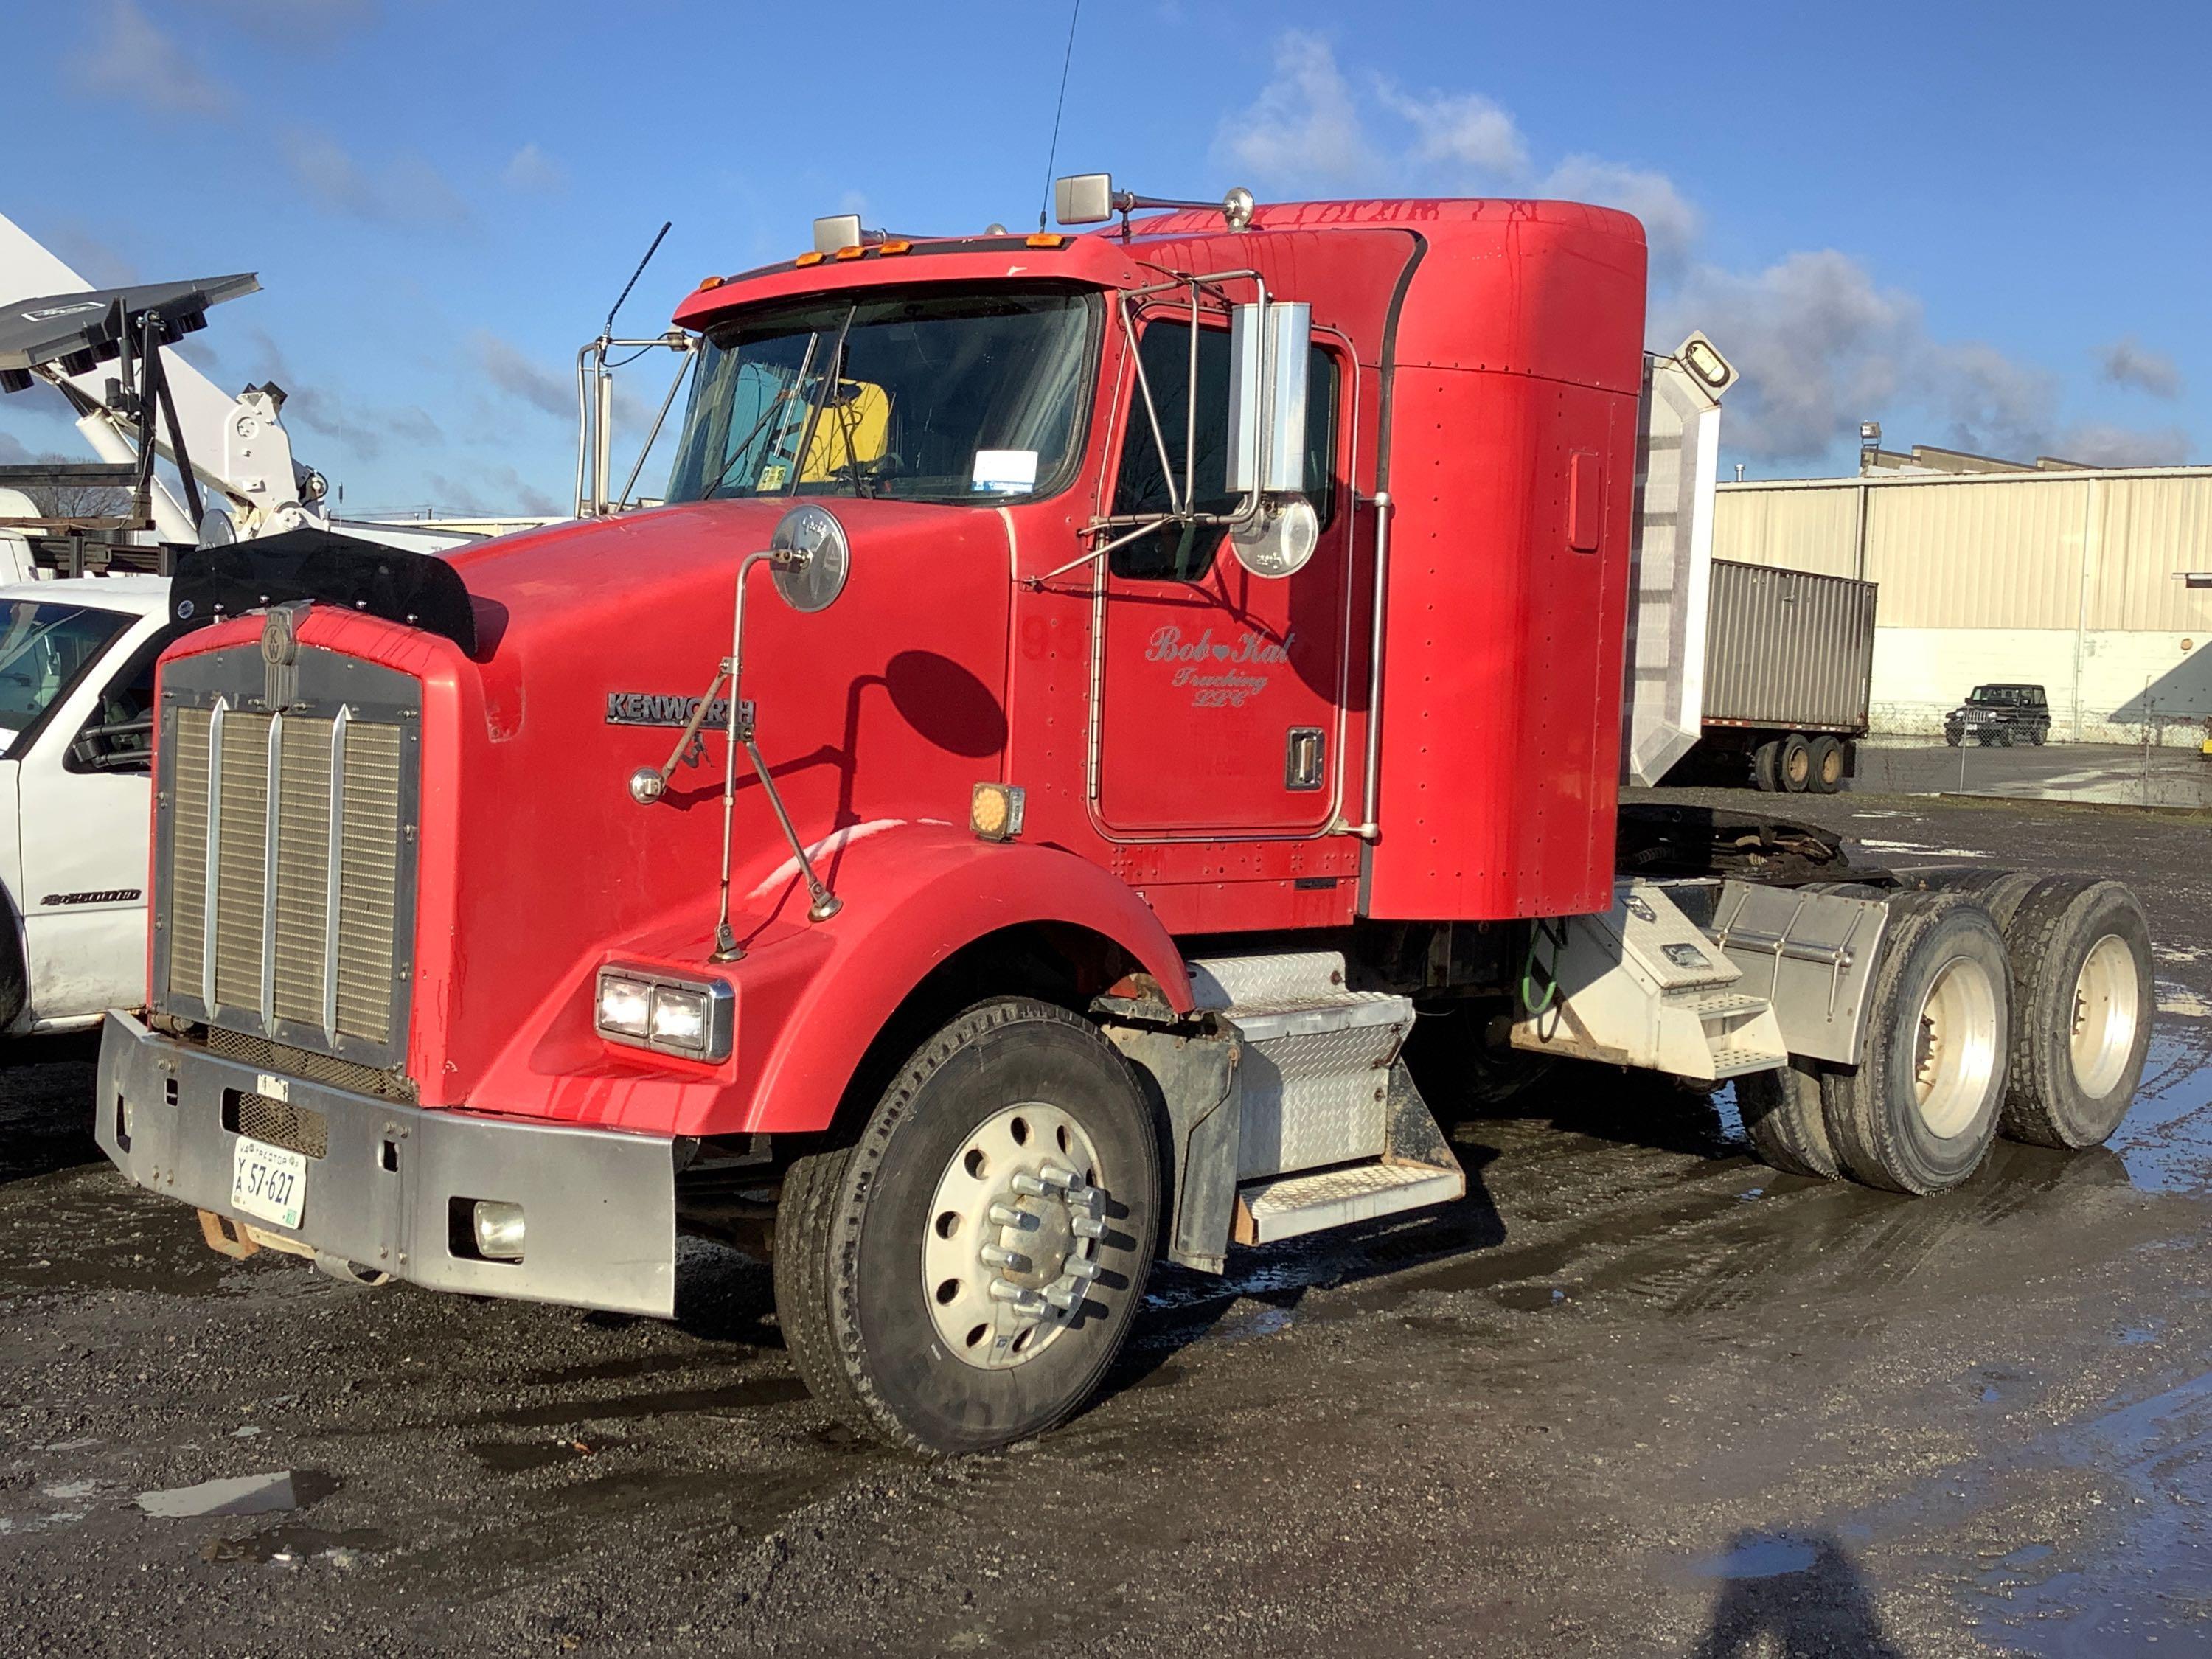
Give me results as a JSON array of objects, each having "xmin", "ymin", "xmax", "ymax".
[
  {"xmin": 202, "ymin": 1523, "xmax": 387, "ymax": 1565},
  {"xmin": 1697, "ymin": 1536, "xmax": 1819, "ymax": 1579},
  {"xmin": 2109, "ymin": 1029, "xmax": 2212, "ymax": 1193},
  {"xmin": 136, "ymin": 1470, "xmax": 338, "ymax": 1519}
]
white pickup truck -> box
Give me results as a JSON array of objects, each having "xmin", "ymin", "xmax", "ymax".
[{"xmin": 0, "ymin": 574, "xmax": 177, "ymax": 1034}]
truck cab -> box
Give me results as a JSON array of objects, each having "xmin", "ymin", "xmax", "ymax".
[
  {"xmin": 93, "ymin": 187, "xmax": 2154, "ymax": 1453},
  {"xmin": 1, "ymin": 575, "xmax": 176, "ymax": 1034}
]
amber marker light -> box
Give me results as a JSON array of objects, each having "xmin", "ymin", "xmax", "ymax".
[
  {"xmin": 1026, "ymin": 233, "xmax": 1068, "ymax": 248},
  {"xmin": 794, "ymin": 251, "xmax": 826, "ymax": 267},
  {"xmin": 970, "ymin": 783, "xmax": 1027, "ymax": 842},
  {"xmin": 695, "ymin": 274, "xmax": 724, "ymax": 291},
  {"xmin": 834, "ymin": 244, "xmax": 868, "ymax": 261},
  {"xmin": 877, "ymin": 240, "xmax": 913, "ymax": 255}
]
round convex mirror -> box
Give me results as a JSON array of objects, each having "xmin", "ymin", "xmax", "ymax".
[
  {"xmin": 1228, "ymin": 495, "xmax": 1319, "ymax": 579},
  {"xmin": 769, "ymin": 503, "xmax": 851, "ymax": 612}
]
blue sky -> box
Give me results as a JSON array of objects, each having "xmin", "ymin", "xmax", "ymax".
[{"xmin": 3, "ymin": 0, "xmax": 2205, "ymax": 513}]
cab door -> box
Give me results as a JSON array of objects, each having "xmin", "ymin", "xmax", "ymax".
[
  {"xmin": 1093, "ymin": 315, "xmax": 1353, "ymax": 835},
  {"xmin": 15, "ymin": 616, "xmax": 170, "ymax": 1025}
]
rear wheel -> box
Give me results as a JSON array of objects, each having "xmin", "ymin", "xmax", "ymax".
[
  {"xmin": 1998, "ymin": 878, "xmax": 2152, "ymax": 1148},
  {"xmin": 1739, "ymin": 1062, "xmax": 1840, "ymax": 1180},
  {"xmin": 773, "ymin": 998, "xmax": 1160, "ymax": 1454},
  {"xmin": 1808, "ymin": 734, "xmax": 1846, "ymax": 794},
  {"xmin": 2030, "ymin": 726, "xmax": 2048, "ymax": 746},
  {"xmin": 1779, "ymin": 731, "xmax": 1814, "ymax": 793},
  {"xmin": 1823, "ymin": 893, "xmax": 2010, "ymax": 1194},
  {"xmin": 1750, "ymin": 740, "xmax": 1784, "ymax": 792},
  {"xmin": 1905, "ymin": 867, "xmax": 2042, "ymax": 933}
]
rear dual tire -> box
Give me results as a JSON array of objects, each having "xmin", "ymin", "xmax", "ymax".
[{"xmin": 1998, "ymin": 879, "xmax": 2152, "ymax": 1149}]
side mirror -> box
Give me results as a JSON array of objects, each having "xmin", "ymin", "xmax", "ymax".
[
  {"xmin": 1226, "ymin": 301, "xmax": 1310, "ymax": 497},
  {"xmin": 1053, "ymin": 173, "xmax": 1116, "ymax": 226},
  {"xmin": 769, "ymin": 504, "xmax": 851, "ymax": 613}
]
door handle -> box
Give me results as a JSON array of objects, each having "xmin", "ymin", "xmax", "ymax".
[{"xmin": 1285, "ymin": 727, "xmax": 1325, "ymax": 790}]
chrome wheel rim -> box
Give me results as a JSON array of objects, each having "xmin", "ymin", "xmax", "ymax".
[
  {"xmin": 1910, "ymin": 954, "xmax": 2000, "ymax": 1138},
  {"xmin": 2070, "ymin": 933, "xmax": 2140, "ymax": 1098},
  {"xmin": 922, "ymin": 1103, "xmax": 1107, "ymax": 1371}
]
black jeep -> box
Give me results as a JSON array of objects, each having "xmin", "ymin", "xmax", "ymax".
[{"xmin": 1944, "ymin": 683, "xmax": 2052, "ymax": 746}]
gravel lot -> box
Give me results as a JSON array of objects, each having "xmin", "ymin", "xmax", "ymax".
[{"xmin": 5, "ymin": 782, "xmax": 2211, "ymax": 1657}]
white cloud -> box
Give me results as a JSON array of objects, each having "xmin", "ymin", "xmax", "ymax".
[
  {"xmin": 71, "ymin": 0, "xmax": 232, "ymax": 117},
  {"xmin": 1660, "ymin": 251, "xmax": 2191, "ymax": 465},
  {"xmin": 503, "ymin": 142, "xmax": 566, "ymax": 193},
  {"xmin": 2099, "ymin": 336, "xmax": 2183, "ymax": 400},
  {"xmin": 287, "ymin": 131, "xmax": 471, "ymax": 226},
  {"xmin": 472, "ymin": 332, "xmax": 570, "ymax": 420},
  {"xmin": 1377, "ymin": 85, "xmax": 1528, "ymax": 176},
  {"xmin": 1215, "ymin": 30, "xmax": 1385, "ymax": 189},
  {"xmin": 1540, "ymin": 156, "xmax": 1701, "ymax": 276}
]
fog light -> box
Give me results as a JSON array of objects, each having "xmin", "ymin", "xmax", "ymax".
[
  {"xmin": 649, "ymin": 985, "xmax": 709, "ymax": 1051},
  {"xmin": 473, "ymin": 1200, "xmax": 526, "ymax": 1261},
  {"xmin": 597, "ymin": 973, "xmax": 651, "ymax": 1037},
  {"xmin": 970, "ymin": 782, "xmax": 1026, "ymax": 841}
]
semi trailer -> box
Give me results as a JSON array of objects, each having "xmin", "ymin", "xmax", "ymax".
[
  {"xmin": 1669, "ymin": 560, "xmax": 1879, "ymax": 793},
  {"xmin": 94, "ymin": 182, "xmax": 2153, "ymax": 1454}
]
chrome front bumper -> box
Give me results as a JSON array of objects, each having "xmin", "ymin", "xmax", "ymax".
[{"xmin": 94, "ymin": 1011, "xmax": 679, "ymax": 1316}]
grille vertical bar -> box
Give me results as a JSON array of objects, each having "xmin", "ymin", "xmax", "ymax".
[
  {"xmin": 334, "ymin": 722, "xmax": 403, "ymax": 1043},
  {"xmin": 167, "ymin": 706, "xmax": 212, "ymax": 1005},
  {"xmin": 271, "ymin": 716, "xmax": 335, "ymax": 1030},
  {"xmin": 212, "ymin": 709, "xmax": 271, "ymax": 1009}
]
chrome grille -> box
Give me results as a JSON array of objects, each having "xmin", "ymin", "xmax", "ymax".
[
  {"xmin": 204, "ymin": 1024, "xmax": 416, "ymax": 1102},
  {"xmin": 156, "ymin": 650, "xmax": 417, "ymax": 1069}
]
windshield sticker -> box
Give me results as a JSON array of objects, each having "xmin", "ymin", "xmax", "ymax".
[
  {"xmin": 1147, "ymin": 626, "xmax": 1292, "ymax": 709},
  {"xmin": 971, "ymin": 449, "xmax": 1039, "ymax": 494}
]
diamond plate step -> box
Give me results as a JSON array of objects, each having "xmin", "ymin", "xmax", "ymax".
[
  {"xmin": 1233, "ymin": 1159, "xmax": 1464, "ymax": 1245},
  {"xmin": 1709, "ymin": 1045, "xmax": 1788, "ymax": 1080}
]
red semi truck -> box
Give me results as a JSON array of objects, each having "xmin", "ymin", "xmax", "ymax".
[{"xmin": 96, "ymin": 181, "xmax": 2154, "ymax": 1453}]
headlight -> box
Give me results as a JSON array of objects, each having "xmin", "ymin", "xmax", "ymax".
[
  {"xmin": 650, "ymin": 986, "xmax": 709, "ymax": 1051},
  {"xmin": 597, "ymin": 975, "xmax": 651, "ymax": 1037},
  {"xmin": 596, "ymin": 967, "xmax": 733, "ymax": 1061}
]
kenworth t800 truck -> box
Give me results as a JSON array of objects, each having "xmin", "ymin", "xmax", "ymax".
[{"xmin": 95, "ymin": 182, "xmax": 2154, "ymax": 1453}]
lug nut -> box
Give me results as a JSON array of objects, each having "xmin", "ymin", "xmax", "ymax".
[
  {"xmin": 1010, "ymin": 1172, "xmax": 1049, "ymax": 1197},
  {"xmin": 1070, "ymin": 1214, "xmax": 1107, "ymax": 1239},
  {"xmin": 989, "ymin": 1281, "xmax": 1045, "ymax": 1312},
  {"xmin": 1043, "ymin": 1282, "xmax": 1081, "ymax": 1312},
  {"xmin": 1040, "ymin": 1164, "xmax": 1078, "ymax": 1189},
  {"xmin": 1063, "ymin": 1256, "xmax": 1102, "ymax": 1281},
  {"xmin": 988, "ymin": 1202, "xmax": 1039, "ymax": 1231},
  {"xmin": 979, "ymin": 1244, "xmax": 1034, "ymax": 1273}
]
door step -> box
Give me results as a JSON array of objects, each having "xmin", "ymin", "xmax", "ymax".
[{"xmin": 1233, "ymin": 1158, "xmax": 1465, "ymax": 1245}]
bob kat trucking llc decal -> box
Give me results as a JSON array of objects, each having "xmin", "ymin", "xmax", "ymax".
[{"xmin": 1147, "ymin": 626, "xmax": 1291, "ymax": 709}]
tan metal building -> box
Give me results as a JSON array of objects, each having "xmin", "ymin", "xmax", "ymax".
[{"xmin": 1713, "ymin": 467, "xmax": 2212, "ymax": 743}]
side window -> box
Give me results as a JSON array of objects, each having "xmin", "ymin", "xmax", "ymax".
[
  {"xmin": 66, "ymin": 625, "xmax": 178, "ymax": 775},
  {"xmin": 1109, "ymin": 320, "xmax": 1340, "ymax": 582}
]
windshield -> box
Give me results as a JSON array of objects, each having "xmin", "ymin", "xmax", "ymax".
[
  {"xmin": 664, "ymin": 288, "xmax": 1096, "ymax": 506},
  {"xmin": 0, "ymin": 601, "xmax": 131, "ymax": 756}
]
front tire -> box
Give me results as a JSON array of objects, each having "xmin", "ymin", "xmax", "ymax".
[
  {"xmin": 1824, "ymin": 894, "xmax": 2010, "ymax": 1194},
  {"xmin": 774, "ymin": 998, "xmax": 1160, "ymax": 1454}
]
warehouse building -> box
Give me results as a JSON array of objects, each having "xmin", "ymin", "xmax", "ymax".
[{"xmin": 1713, "ymin": 459, "xmax": 2212, "ymax": 744}]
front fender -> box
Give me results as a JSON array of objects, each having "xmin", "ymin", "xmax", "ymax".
[
  {"xmin": 467, "ymin": 824, "xmax": 1191, "ymax": 1137},
  {"xmin": 734, "ymin": 824, "xmax": 1192, "ymax": 1134}
]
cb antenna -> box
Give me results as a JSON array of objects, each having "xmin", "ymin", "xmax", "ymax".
[
  {"xmin": 604, "ymin": 220, "xmax": 672, "ymax": 338},
  {"xmin": 1037, "ymin": 0, "xmax": 1082, "ymax": 231}
]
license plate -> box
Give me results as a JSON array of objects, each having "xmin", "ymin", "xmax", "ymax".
[{"xmin": 231, "ymin": 1135, "xmax": 308, "ymax": 1231}]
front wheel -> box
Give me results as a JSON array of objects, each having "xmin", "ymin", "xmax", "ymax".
[{"xmin": 774, "ymin": 998, "xmax": 1160, "ymax": 1454}]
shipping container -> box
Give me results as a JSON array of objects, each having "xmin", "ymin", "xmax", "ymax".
[{"xmin": 1671, "ymin": 560, "xmax": 1878, "ymax": 791}]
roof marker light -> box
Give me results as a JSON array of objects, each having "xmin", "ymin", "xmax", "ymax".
[
  {"xmin": 877, "ymin": 239, "xmax": 913, "ymax": 256},
  {"xmin": 794, "ymin": 251, "xmax": 826, "ymax": 267},
  {"xmin": 695, "ymin": 274, "xmax": 724, "ymax": 291},
  {"xmin": 833, "ymin": 245, "xmax": 868, "ymax": 261},
  {"xmin": 1026, "ymin": 232, "xmax": 1068, "ymax": 249}
]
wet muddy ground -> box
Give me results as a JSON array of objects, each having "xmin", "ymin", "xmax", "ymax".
[{"xmin": 5, "ymin": 787, "xmax": 2212, "ymax": 1656}]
